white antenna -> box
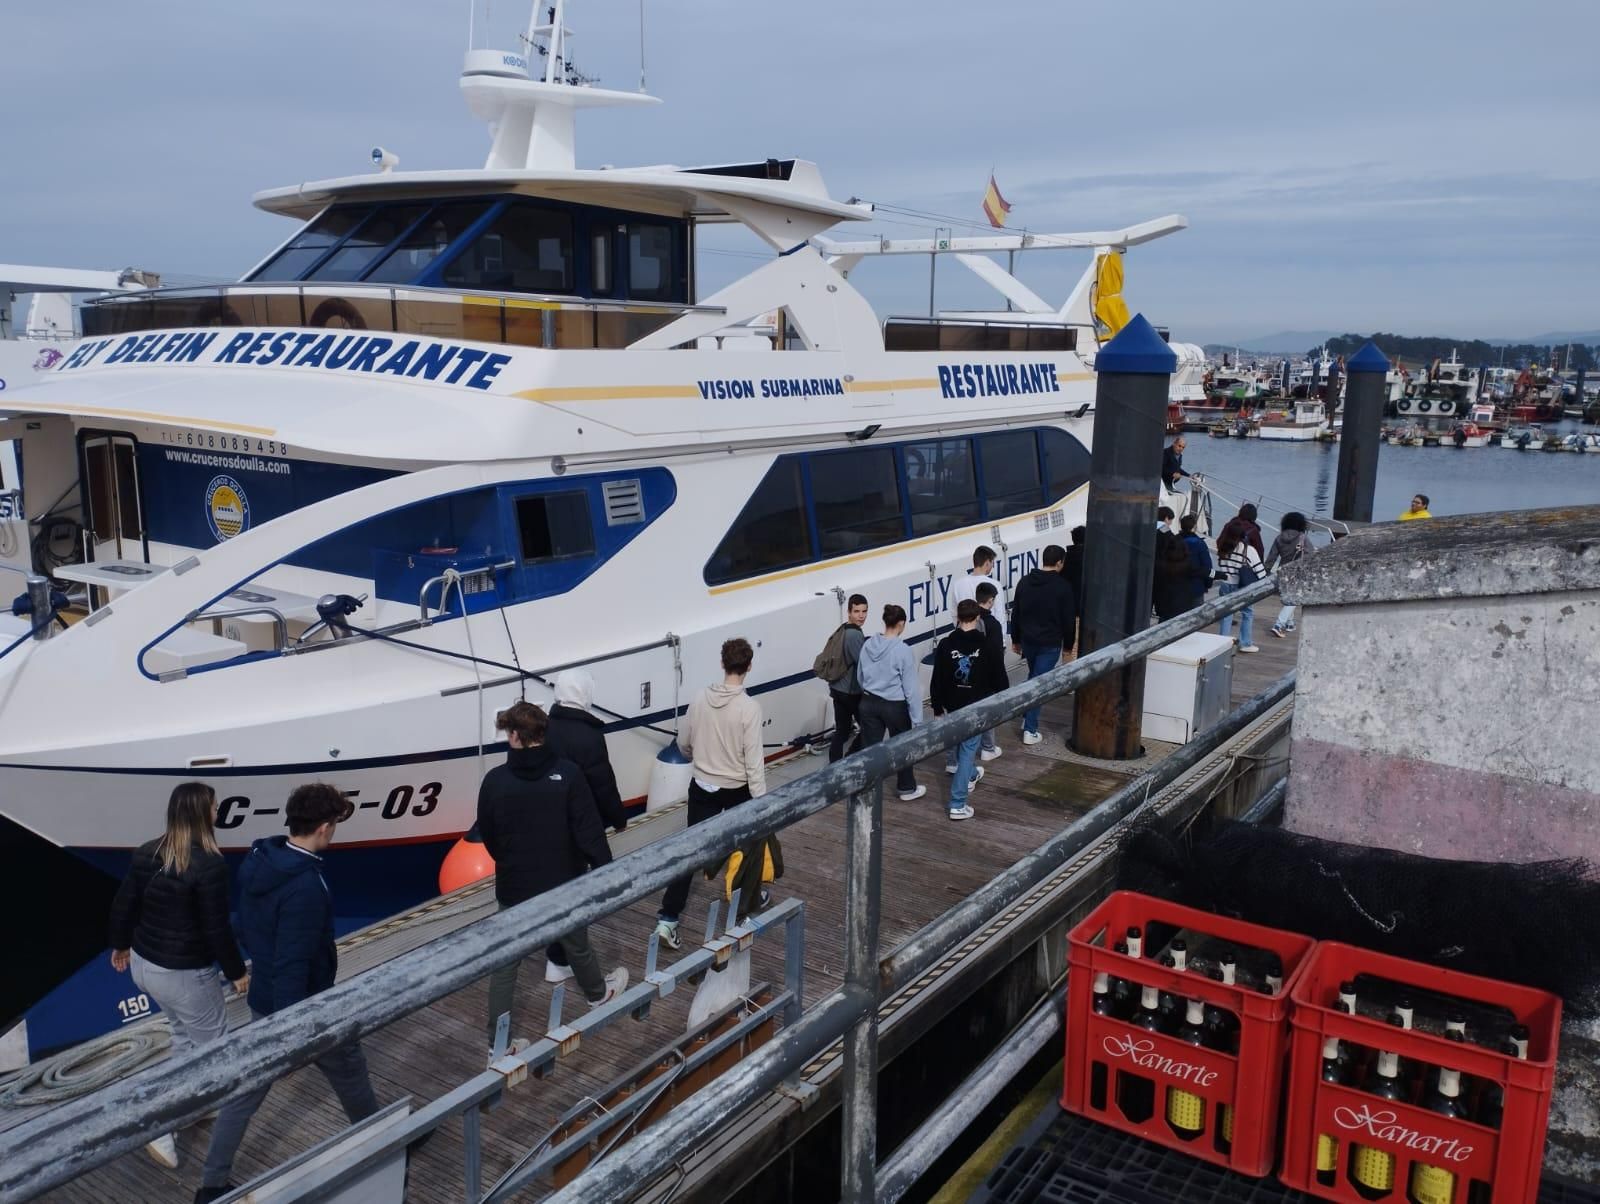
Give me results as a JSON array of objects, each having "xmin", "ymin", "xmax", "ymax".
[{"xmin": 639, "ymin": 0, "xmax": 647, "ymax": 92}]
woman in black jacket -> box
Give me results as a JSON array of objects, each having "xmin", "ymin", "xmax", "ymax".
[{"xmin": 108, "ymin": 782, "xmax": 248, "ymax": 1168}]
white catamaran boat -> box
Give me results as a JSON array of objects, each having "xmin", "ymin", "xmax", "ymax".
[{"xmin": 0, "ymin": 2, "xmax": 1188, "ymax": 1051}]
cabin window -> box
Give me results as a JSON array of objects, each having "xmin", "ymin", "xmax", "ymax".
[
  {"xmin": 979, "ymin": 431, "xmax": 1043, "ymax": 518},
  {"xmin": 251, "ymin": 206, "xmax": 371, "ymax": 281},
  {"xmin": 1041, "ymin": 428, "xmax": 1092, "ymax": 501},
  {"xmin": 903, "ymin": 438, "xmax": 980, "ymax": 535},
  {"xmin": 364, "ymin": 202, "xmax": 493, "ymax": 284},
  {"xmin": 592, "ymin": 229, "xmax": 615, "ymax": 295},
  {"xmin": 811, "ymin": 448, "xmax": 904, "ymax": 557},
  {"xmin": 627, "ymin": 222, "xmax": 678, "ymax": 302},
  {"xmin": 309, "ymin": 204, "xmax": 431, "ymax": 282},
  {"xmin": 704, "ymin": 460, "xmax": 811, "ymax": 585},
  {"xmin": 517, "ymin": 491, "xmax": 595, "ymax": 562},
  {"xmin": 442, "ymin": 204, "xmax": 575, "ymax": 294}
]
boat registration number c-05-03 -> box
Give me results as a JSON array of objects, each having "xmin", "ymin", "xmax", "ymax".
[{"xmin": 215, "ymin": 781, "xmax": 443, "ymax": 829}]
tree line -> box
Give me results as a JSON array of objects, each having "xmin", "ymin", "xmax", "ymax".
[{"xmin": 1323, "ymin": 334, "xmax": 1596, "ymax": 373}]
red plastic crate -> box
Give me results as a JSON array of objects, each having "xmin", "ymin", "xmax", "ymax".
[
  {"xmin": 1280, "ymin": 942, "xmax": 1562, "ymax": 1204},
  {"xmin": 1063, "ymin": 890, "xmax": 1316, "ymax": 1177}
]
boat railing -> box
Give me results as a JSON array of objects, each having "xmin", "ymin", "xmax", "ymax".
[
  {"xmin": 0, "ymin": 580, "xmax": 1289, "ymax": 1204},
  {"xmin": 882, "ymin": 315, "xmax": 1078, "ymax": 352},
  {"xmin": 79, "ymin": 283, "xmax": 726, "ymax": 351},
  {"xmin": 1187, "ymin": 471, "xmax": 1350, "ymax": 543}
]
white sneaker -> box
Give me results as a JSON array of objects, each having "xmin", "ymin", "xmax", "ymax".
[
  {"xmin": 654, "ymin": 918, "xmax": 681, "ymax": 951},
  {"xmin": 544, "ymin": 959, "xmax": 576, "ymax": 984},
  {"xmin": 980, "ymin": 746, "xmax": 1003, "ymax": 762},
  {"xmin": 1238, "ymin": 644, "xmax": 1261, "ymax": 654},
  {"xmin": 487, "ymin": 1037, "xmax": 531, "ymax": 1069},
  {"xmin": 944, "ymin": 763, "xmax": 957, "ymax": 775},
  {"xmin": 948, "ymin": 805, "xmax": 976, "ymax": 821},
  {"xmin": 1021, "ymin": 730, "xmax": 1043, "ymax": 746},
  {"xmin": 898, "ymin": 784, "xmax": 927, "ymax": 801},
  {"xmin": 145, "ymin": 1133, "xmax": 179, "ymax": 1169},
  {"xmin": 968, "ymin": 767, "xmax": 985, "ymax": 789},
  {"xmin": 590, "ymin": 967, "xmax": 629, "ymax": 1007}
]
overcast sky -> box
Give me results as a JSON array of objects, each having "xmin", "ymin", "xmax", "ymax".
[{"xmin": 5, "ymin": 0, "xmax": 1596, "ymax": 344}]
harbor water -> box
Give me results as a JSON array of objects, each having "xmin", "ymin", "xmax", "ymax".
[{"xmin": 1189, "ymin": 431, "xmax": 1600, "ymax": 522}]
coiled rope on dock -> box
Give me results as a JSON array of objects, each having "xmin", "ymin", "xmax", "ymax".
[{"xmin": 0, "ymin": 1022, "xmax": 170, "ymax": 1108}]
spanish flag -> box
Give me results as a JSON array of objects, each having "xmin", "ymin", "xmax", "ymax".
[{"xmin": 981, "ymin": 175, "xmax": 1012, "ymax": 228}]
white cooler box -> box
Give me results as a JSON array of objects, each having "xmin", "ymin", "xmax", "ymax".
[{"xmin": 1142, "ymin": 632, "xmax": 1235, "ymax": 744}]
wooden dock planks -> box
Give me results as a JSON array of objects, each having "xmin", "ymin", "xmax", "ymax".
[{"xmin": 23, "ymin": 603, "xmax": 1297, "ymax": 1202}]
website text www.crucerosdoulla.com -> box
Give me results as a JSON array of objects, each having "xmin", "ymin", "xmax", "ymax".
[{"xmin": 162, "ymin": 449, "xmax": 292, "ymax": 475}]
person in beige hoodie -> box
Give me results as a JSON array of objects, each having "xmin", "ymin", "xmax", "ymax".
[{"xmin": 654, "ymin": 637, "xmax": 766, "ymax": 950}]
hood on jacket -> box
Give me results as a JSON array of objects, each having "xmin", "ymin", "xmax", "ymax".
[
  {"xmin": 552, "ymin": 668, "xmax": 594, "ymax": 712},
  {"xmin": 550, "ymin": 701, "xmax": 604, "ymax": 729},
  {"xmin": 1272, "ymin": 531, "xmax": 1303, "ymax": 553},
  {"xmin": 240, "ymin": 835, "xmax": 322, "ymax": 898},
  {"xmin": 703, "ymin": 682, "xmax": 746, "ymax": 710},
  {"xmin": 861, "ymin": 634, "xmax": 902, "ymax": 664},
  {"xmin": 1019, "ymin": 566, "xmax": 1054, "ymax": 590},
  {"xmin": 507, "ymin": 744, "xmax": 559, "ymax": 780}
]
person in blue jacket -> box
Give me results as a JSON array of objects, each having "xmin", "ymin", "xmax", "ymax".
[
  {"xmin": 1179, "ymin": 513, "xmax": 1213, "ymax": 608},
  {"xmin": 195, "ymin": 784, "xmax": 378, "ymax": 1203}
]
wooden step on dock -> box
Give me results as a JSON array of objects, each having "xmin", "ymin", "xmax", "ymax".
[{"xmin": 19, "ymin": 603, "xmax": 1297, "ymax": 1203}]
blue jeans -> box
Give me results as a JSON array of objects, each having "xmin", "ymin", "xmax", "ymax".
[
  {"xmin": 1275, "ymin": 603, "xmax": 1296, "ymax": 631},
  {"xmin": 948, "ymin": 733, "xmax": 982, "ymax": 811},
  {"xmin": 1219, "ymin": 584, "xmax": 1254, "ymax": 646},
  {"xmin": 1021, "ymin": 645, "xmax": 1061, "ymax": 734},
  {"xmin": 945, "ymin": 726, "xmax": 997, "ymax": 769}
]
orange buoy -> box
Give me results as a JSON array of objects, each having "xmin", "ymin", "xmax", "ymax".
[{"xmin": 439, "ymin": 831, "xmax": 496, "ymax": 894}]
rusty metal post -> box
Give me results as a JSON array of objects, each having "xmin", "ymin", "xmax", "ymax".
[
  {"xmin": 1072, "ymin": 314, "xmax": 1176, "ymax": 759},
  {"xmin": 1334, "ymin": 341, "xmax": 1389, "ymax": 523}
]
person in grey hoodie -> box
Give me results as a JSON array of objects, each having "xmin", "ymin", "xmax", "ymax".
[
  {"xmin": 827, "ymin": 593, "xmax": 870, "ymax": 763},
  {"xmin": 856, "ymin": 603, "xmax": 926, "ymax": 801},
  {"xmin": 1265, "ymin": 511, "xmax": 1313, "ymax": 637},
  {"xmin": 654, "ymin": 637, "xmax": 766, "ymax": 951}
]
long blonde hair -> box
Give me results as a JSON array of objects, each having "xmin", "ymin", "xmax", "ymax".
[{"xmin": 157, "ymin": 782, "xmax": 219, "ymax": 876}]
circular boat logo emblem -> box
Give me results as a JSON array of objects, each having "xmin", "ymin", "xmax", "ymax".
[{"xmin": 205, "ymin": 475, "xmax": 251, "ymax": 541}]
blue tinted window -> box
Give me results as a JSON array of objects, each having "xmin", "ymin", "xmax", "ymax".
[
  {"xmin": 704, "ymin": 460, "xmax": 811, "ymax": 585},
  {"xmin": 979, "ymin": 431, "xmax": 1042, "ymax": 518},
  {"xmin": 811, "ymin": 448, "xmax": 903, "ymax": 557},
  {"xmin": 250, "ymin": 206, "xmax": 371, "ymax": 281},
  {"xmin": 1041, "ymin": 427, "xmax": 1092, "ymax": 500},
  {"xmin": 308, "ymin": 205, "xmax": 430, "ymax": 282},
  {"xmin": 903, "ymin": 438, "xmax": 979, "ymax": 535},
  {"xmin": 365, "ymin": 202, "xmax": 493, "ymax": 284},
  {"xmin": 443, "ymin": 203, "xmax": 575, "ymax": 293}
]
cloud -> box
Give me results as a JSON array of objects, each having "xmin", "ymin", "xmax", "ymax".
[{"xmin": 2, "ymin": 0, "xmax": 1594, "ymax": 342}]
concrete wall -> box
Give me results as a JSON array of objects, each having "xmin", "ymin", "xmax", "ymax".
[{"xmin": 1286, "ymin": 588, "xmax": 1600, "ymax": 861}]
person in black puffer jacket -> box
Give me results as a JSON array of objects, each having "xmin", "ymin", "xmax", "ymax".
[
  {"xmin": 479, "ymin": 702, "xmax": 628, "ymax": 1053},
  {"xmin": 108, "ymin": 782, "xmax": 248, "ymax": 1170},
  {"xmin": 544, "ymin": 669, "xmax": 628, "ymax": 833}
]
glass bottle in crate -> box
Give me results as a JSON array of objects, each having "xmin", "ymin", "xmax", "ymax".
[
  {"xmin": 1349, "ymin": 1017, "xmax": 1408, "ymax": 1201},
  {"xmin": 1409, "ymin": 1058, "xmax": 1468, "ymax": 1204},
  {"xmin": 1089, "ymin": 971, "xmax": 1115, "ymax": 1110},
  {"xmin": 1165, "ymin": 999, "xmax": 1210, "ymax": 1142},
  {"xmin": 1316, "ymin": 1035, "xmax": 1353, "ymax": 1188}
]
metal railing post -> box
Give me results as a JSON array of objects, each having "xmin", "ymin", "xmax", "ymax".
[{"xmin": 840, "ymin": 780, "xmax": 885, "ymax": 1201}]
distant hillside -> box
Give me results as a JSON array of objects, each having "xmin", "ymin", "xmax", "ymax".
[
  {"xmin": 1324, "ymin": 333, "xmax": 1596, "ymax": 372},
  {"xmin": 1225, "ymin": 330, "xmax": 1339, "ymax": 354}
]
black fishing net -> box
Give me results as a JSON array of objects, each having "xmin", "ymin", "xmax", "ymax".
[{"xmin": 1115, "ymin": 817, "xmax": 1600, "ymax": 1017}]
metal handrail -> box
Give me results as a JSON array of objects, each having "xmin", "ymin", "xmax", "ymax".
[
  {"xmin": 0, "ymin": 577, "xmax": 1280, "ymax": 1203},
  {"xmin": 185, "ymin": 604, "xmax": 289, "ymax": 653},
  {"xmin": 81, "ymin": 280, "xmax": 727, "ymax": 318},
  {"xmin": 1189, "ymin": 471, "xmax": 1350, "ymax": 541}
]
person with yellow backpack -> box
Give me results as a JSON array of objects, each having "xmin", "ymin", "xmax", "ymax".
[{"xmin": 654, "ymin": 638, "xmax": 770, "ymax": 951}]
